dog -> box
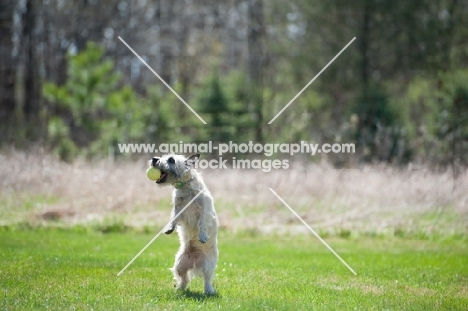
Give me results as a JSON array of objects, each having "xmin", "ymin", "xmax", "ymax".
[{"xmin": 150, "ymin": 154, "xmax": 218, "ymax": 295}]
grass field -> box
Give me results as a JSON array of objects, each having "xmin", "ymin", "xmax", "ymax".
[
  {"xmin": 1, "ymin": 152, "xmax": 467, "ymax": 309},
  {"xmin": 1, "ymin": 151, "xmax": 467, "ymax": 236},
  {"xmin": 1, "ymin": 228, "xmax": 467, "ymax": 310}
]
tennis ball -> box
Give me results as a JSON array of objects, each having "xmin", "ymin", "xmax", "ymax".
[{"xmin": 146, "ymin": 167, "xmax": 161, "ymax": 181}]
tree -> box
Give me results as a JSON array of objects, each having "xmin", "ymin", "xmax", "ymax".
[
  {"xmin": 43, "ymin": 42, "xmax": 142, "ymax": 159},
  {"xmin": 436, "ymin": 70, "xmax": 468, "ymax": 170},
  {"xmin": 196, "ymin": 71, "xmax": 231, "ymax": 142},
  {"xmin": 0, "ymin": 0, "xmax": 16, "ymax": 141},
  {"xmin": 158, "ymin": 0, "xmax": 176, "ymax": 86},
  {"xmin": 22, "ymin": 0, "xmax": 41, "ymax": 121},
  {"xmin": 248, "ymin": 0, "xmax": 265, "ymax": 142}
]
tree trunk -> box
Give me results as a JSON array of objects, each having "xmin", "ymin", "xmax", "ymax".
[
  {"xmin": 443, "ymin": 0, "xmax": 458, "ymax": 69},
  {"xmin": 0, "ymin": 0, "xmax": 16, "ymax": 138},
  {"xmin": 356, "ymin": 0, "xmax": 371, "ymax": 155},
  {"xmin": 158, "ymin": 0, "xmax": 175, "ymax": 86},
  {"xmin": 23, "ymin": 0, "xmax": 41, "ymax": 121},
  {"xmin": 248, "ymin": 0, "xmax": 264, "ymax": 141},
  {"xmin": 360, "ymin": 0, "xmax": 370, "ymax": 96},
  {"xmin": 177, "ymin": 16, "xmax": 190, "ymax": 124}
]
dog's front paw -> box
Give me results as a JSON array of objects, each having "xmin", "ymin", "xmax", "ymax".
[
  {"xmin": 198, "ymin": 232, "xmax": 209, "ymax": 244},
  {"xmin": 164, "ymin": 225, "xmax": 175, "ymax": 234}
]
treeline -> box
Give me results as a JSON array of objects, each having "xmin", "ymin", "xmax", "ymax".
[{"xmin": 0, "ymin": 0, "xmax": 467, "ymax": 168}]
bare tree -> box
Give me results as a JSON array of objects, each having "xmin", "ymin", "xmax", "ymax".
[
  {"xmin": 0, "ymin": 0, "xmax": 16, "ymax": 137},
  {"xmin": 247, "ymin": 0, "xmax": 264, "ymax": 141},
  {"xmin": 22, "ymin": 0, "xmax": 41, "ymax": 121},
  {"xmin": 158, "ymin": 0, "xmax": 176, "ymax": 86}
]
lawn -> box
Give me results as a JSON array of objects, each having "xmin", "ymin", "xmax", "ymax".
[{"xmin": 1, "ymin": 228, "xmax": 467, "ymax": 310}]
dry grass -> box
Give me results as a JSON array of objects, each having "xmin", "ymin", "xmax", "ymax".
[{"xmin": 1, "ymin": 150, "xmax": 467, "ymax": 235}]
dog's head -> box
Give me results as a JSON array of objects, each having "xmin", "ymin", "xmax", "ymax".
[{"xmin": 150, "ymin": 154, "xmax": 200, "ymax": 186}]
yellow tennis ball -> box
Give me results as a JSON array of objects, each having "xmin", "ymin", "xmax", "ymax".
[{"xmin": 146, "ymin": 167, "xmax": 161, "ymax": 181}]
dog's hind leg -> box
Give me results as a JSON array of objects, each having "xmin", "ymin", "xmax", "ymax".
[
  {"xmin": 199, "ymin": 253, "xmax": 217, "ymax": 295},
  {"xmin": 203, "ymin": 269, "xmax": 215, "ymax": 295},
  {"xmin": 172, "ymin": 250, "xmax": 193, "ymax": 291}
]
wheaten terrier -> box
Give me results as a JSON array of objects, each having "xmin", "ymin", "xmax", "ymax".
[{"xmin": 151, "ymin": 154, "xmax": 218, "ymax": 295}]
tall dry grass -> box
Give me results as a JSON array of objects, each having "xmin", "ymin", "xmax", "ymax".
[{"xmin": 1, "ymin": 150, "xmax": 466, "ymax": 234}]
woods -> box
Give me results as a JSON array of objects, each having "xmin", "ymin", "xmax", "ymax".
[{"xmin": 1, "ymin": 0, "xmax": 467, "ymax": 167}]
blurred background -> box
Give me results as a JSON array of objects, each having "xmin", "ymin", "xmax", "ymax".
[
  {"xmin": 0, "ymin": 0, "xmax": 467, "ymax": 234},
  {"xmin": 1, "ymin": 0, "xmax": 468, "ymax": 166}
]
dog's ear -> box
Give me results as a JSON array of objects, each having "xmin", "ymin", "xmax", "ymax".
[{"xmin": 185, "ymin": 154, "xmax": 200, "ymax": 166}]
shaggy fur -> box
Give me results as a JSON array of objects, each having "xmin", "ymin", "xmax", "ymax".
[{"xmin": 150, "ymin": 154, "xmax": 218, "ymax": 295}]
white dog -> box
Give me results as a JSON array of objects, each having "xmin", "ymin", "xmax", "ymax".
[{"xmin": 150, "ymin": 154, "xmax": 218, "ymax": 295}]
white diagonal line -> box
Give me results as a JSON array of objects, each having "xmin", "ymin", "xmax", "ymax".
[
  {"xmin": 117, "ymin": 188, "xmax": 205, "ymax": 276},
  {"xmin": 268, "ymin": 37, "xmax": 356, "ymax": 124},
  {"xmin": 118, "ymin": 36, "xmax": 207, "ymax": 125},
  {"xmin": 268, "ymin": 188, "xmax": 357, "ymax": 275}
]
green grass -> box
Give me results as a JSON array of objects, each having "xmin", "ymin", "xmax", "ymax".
[
  {"xmin": 0, "ymin": 193, "xmax": 61, "ymax": 222},
  {"xmin": 1, "ymin": 229, "xmax": 467, "ymax": 310}
]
